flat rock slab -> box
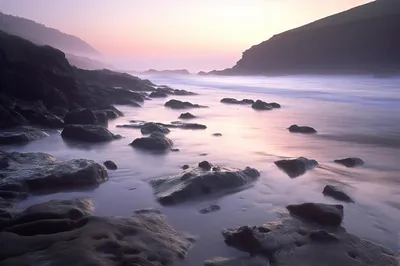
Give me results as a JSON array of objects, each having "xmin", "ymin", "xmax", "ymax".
[
  {"xmin": 274, "ymin": 157, "xmax": 318, "ymax": 178},
  {"xmin": 323, "ymin": 185, "xmax": 354, "ymax": 202},
  {"xmin": 0, "ymin": 129, "xmax": 48, "ymax": 145},
  {"xmin": 62, "ymin": 124, "xmax": 121, "ymax": 142},
  {"xmin": 205, "ymin": 256, "xmax": 269, "ymax": 266},
  {"xmin": 0, "ymin": 201, "xmax": 192, "ymax": 266},
  {"xmin": 286, "ymin": 202, "xmax": 344, "ymax": 226},
  {"xmin": 150, "ymin": 164, "xmax": 260, "ymax": 204},
  {"xmin": 0, "ymin": 151, "xmax": 108, "ymax": 194},
  {"xmin": 221, "ymin": 217, "xmax": 398, "ymax": 266},
  {"xmin": 288, "ymin": 124, "xmax": 317, "ymax": 134},
  {"xmin": 334, "ymin": 157, "xmax": 364, "ymax": 168},
  {"xmin": 165, "ymin": 99, "xmax": 207, "ymax": 109}
]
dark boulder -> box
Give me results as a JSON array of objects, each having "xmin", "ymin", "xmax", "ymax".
[
  {"xmin": 286, "ymin": 202, "xmax": 344, "ymax": 226},
  {"xmin": 182, "ymin": 165, "xmax": 190, "ymax": 170},
  {"xmin": 334, "ymin": 157, "xmax": 364, "ymax": 168},
  {"xmin": 103, "ymin": 160, "xmax": 117, "ymax": 170},
  {"xmin": 150, "ymin": 165, "xmax": 260, "ymax": 204},
  {"xmin": 222, "ymin": 225, "xmax": 263, "ymax": 254},
  {"xmin": 274, "ymin": 157, "xmax": 318, "ymax": 178},
  {"xmin": 61, "ymin": 125, "xmax": 121, "ymax": 142},
  {"xmin": 198, "ymin": 161, "xmax": 212, "ymax": 170},
  {"xmin": 141, "ymin": 122, "xmax": 171, "ymax": 135},
  {"xmin": 323, "ymin": 185, "xmax": 354, "ymax": 202},
  {"xmin": 165, "ymin": 99, "xmax": 207, "ymax": 109},
  {"xmin": 251, "ymin": 100, "xmax": 273, "ymax": 110},
  {"xmin": 179, "ymin": 112, "xmax": 196, "ymax": 119},
  {"xmin": 309, "ymin": 229, "xmax": 339, "ymax": 242},
  {"xmin": 64, "ymin": 109, "xmax": 98, "ymax": 125},
  {"xmin": 269, "ymin": 102, "xmax": 281, "ymax": 108},
  {"xmin": 149, "ymin": 90, "xmax": 168, "ymax": 98},
  {"xmin": 288, "ymin": 124, "xmax": 317, "ymax": 134},
  {"xmin": 130, "ymin": 132, "xmax": 173, "ymax": 151}
]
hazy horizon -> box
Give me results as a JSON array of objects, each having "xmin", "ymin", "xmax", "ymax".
[{"xmin": 0, "ymin": 0, "xmax": 373, "ymax": 72}]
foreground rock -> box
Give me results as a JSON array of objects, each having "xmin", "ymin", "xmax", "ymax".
[
  {"xmin": 323, "ymin": 185, "xmax": 354, "ymax": 202},
  {"xmin": 205, "ymin": 256, "xmax": 269, "ymax": 266},
  {"xmin": 61, "ymin": 125, "xmax": 121, "ymax": 143},
  {"xmin": 64, "ymin": 109, "xmax": 98, "ymax": 125},
  {"xmin": 252, "ymin": 100, "xmax": 281, "ymax": 110},
  {"xmin": 179, "ymin": 112, "xmax": 196, "ymax": 119},
  {"xmin": 0, "ymin": 151, "xmax": 108, "ymax": 194},
  {"xmin": 103, "ymin": 160, "xmax": 117, "ymax": 170},
  {"xmin": 0, "ymin": 200, "xmax": 192, "ymax": 266},
  {"xmin": 130, "ymin": 132, "xmax": 173, "ymax": 151},
  {"xmin": 274, "ymin": 157, "xmax": 318, "ymax": 178},
  {"xmin": 150, "ymin": 164, "xmax": 260, "ymax": 204},
  {"xmin": 165, "ymin": 99, "xmax": 207, "ymax": 109},
  {"xmin": 288, "ymin": 124, "xmax": 317, "ymax": 134},
  {"xmin": 141, "ymin": 122, "xmax": 171, "ymax": 135},
  {"xmin": 221, "ymin": 98, "xmax": 255, "ymax": 105},
  {"xmin": 0, "ymin": 129, "xmax": 48, "ymax": 145},
  {"xmin": 334, "ymin": 157, "xmax": 364, "ymax": 168},
  {"xmin": 220, "ymin": 216, "xmax": 398, "ymax": 266},
  {"xmin": 286, "ymin": 202, "xmax": 343, "ymax": 226}
]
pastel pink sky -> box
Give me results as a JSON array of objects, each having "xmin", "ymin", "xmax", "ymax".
[{"xmin": 0, "ymin": 0, "xmax": 373, "ymax": 71}]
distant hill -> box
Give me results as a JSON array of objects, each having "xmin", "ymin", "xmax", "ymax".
[
  {"xmin": 66, "ymin": 54, "xmax": 113, "ymax": 70},
  {"xmin": 142, "ymin": 69, "xmax": 191, "ymax": 75},
  {"xmin": 0, "ymin": 12, "xmax": 100, "ymax": 56},
  {"xmin": 210, "ymin": 0, "xmax": 400, "ymax": 75}
]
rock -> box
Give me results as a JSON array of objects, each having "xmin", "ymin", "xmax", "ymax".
[
  {"xmin": 130, "ymin": 132, "xmax": 174, "ymax": 151},
  {"xmin": 64, "ymin": 109, "xmax": 98, "ymax": 125},
  {"xmin": 165, "ymin": 99, "xmax": 207, "ymax": 109},
  {"xmin": 274, "ymin": 157, "xmax": 318, "ymax": 178},
  {"xmin": 170, "ymin": 121, "xmax": 207, "ymax": 129},
  {"xmin": 150, "ymin": 165, "xmax": 260, "ymax": 204},
  {"xmin": 251, "ymin": 100, "xmax": 273, "ymax": 110},
  {"xmin": 0, "ymin": 103, "xmax": 27, "ymax": 129},
  {"xmin": 199, "ymin": 161, "xmax": 212, "ymax": 170},
  {"xmin": 288, "ymin": 125, "xmax": 317, "ymax": 134},
  {"xmin": 94, "ymin": 111, "xmax": 108, "ymax": 127},
  {"xmin": 149, "ymin": 90, "xmax": 168, "ymax": 98},
  {"xmin": 334, "ymin": 157, "xmax": 364, "ymax": 168},
  {"xmin": 204, "ymin": 256, "xmax": 269, "ymax": 266},
  {"xmin": 323, "ymin": 185, "xmax": 354, "ymax": 202},
  {"xmin": 0, "ymin": 202, "xmax": 192, "ymax": 266},
  {"xmin": 171, "ymin": 148, "xmax": 180, "ymax": 152},
  {"xmin": 49, "ymin": 106, "xmax": 68, "ymax": 117},
  {"xmin": 269, "ymin": 102, "xmax": 281, "ymax": 108},
  {"xmin": 115, "ymin": 98, "xmax": 142, "ymax": 107},
  {"xmin": 220, "ymin": 98, "xmax": 255, "ymax": 105},
  {"xmin": 0, "ymin": 129, "xmax": 48, "ymax": 145},
  {"xmin": 96, "ymin": 109, "xmax": 120, "ymax": 119},
  {"xmin": 141, "ymin": 122, "xmax": 171, "ymax": 135},
  {"xmin": 103, "ymin": 160, "xmax": 117, "ymax": 170},
  {"xmin": 220, "ymin": 217, "xmax": 398, "ymax": 266},
  {"xmin": 286, "ymin": 203, "xmax": 344, "ymax": 226},
  {"xmin": 182, "ymin": 165, "xmax": 190, "ymax": 170},
  {"xmin": 179, "ymin": 112, "xmax": 196, "ymax": 119},
  {"xmin": 0, "ymin": 151, "xmax": 108, "ymax": 194},
  {"xmin": 199, "ymin": 205, "xmax": 221, "ymax": 214},
  {"xmin": 213, "ymin": 133, "xmax": 223, "ymax": 137},
  {"xmin": 61, "ymin": 125, "xmax": 121, "ymax": 142},
  {"xmin": 156, "ymin": 86, "xmax": 197, "ymax": 96}
]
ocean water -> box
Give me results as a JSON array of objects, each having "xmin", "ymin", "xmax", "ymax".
[{"xmin": 3, "ymin": 74, "xmax": 400, "ymax": 264}]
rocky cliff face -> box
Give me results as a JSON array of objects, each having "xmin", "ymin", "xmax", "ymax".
[{"xmin": 213, "ymin": 0, "xmax": 400, "ymax": 75}]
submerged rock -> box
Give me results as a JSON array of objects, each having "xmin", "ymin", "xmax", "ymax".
[
  {"xmin": 64, "ymin": 109, "xmax": 98, "ymax": 125},
  {"xmin": 150, "ymin": 164, "xmax": 260, "ymax": 204},
  {"xmin": 334, "ymin": 157, "xmax": 364, "ymax": 168},
  {"xmin": 286, "ymin": 202, "xmax": 343, "ymax": 226},
  {"xmin": 220, "ymin": 98, "xmax": 255, "ymax": 105},
  {"xmin": 170, "ymin": 121, "xmax": 207, "ymax": 130},
  {"xmin": 130, "ymin": 132, "xmax": 173, "ymax": 151},
  {"xmin": 141, "ymin": 122, "xmax": 171, "ymax": 135},
  {"xmin": 165, "ymin": 99, "xmax": 207, "ymax": 109},
  {"xmin": 212, "ymin": 133, "xmax": 223, "ymax": 137},
  {"xmin": 179, "ymin": 112, "xmax": 196, "ymax": 119},
  {"xmin": 274, "ymin": 157, "xmax": 318, "ymax": 178},
  {"xmin": 0, "ymin": 200, "xmax": 192, "ymax": 266},
  {"xmin": 0, "ymin": 129, "xmax": 48, "ymax": 145},
  {"xmin": 199, "ymin": 205, "xmax": 221, "ymax": 214},
  {"xmin": 220, "ymin": 217, "xmax": 398, "ymax": 266},
  {"xmin": 323, "ymin": 185, "xmax": 354, "ymax": 202},
  {"xmin": 205, "ymin": 256, "xmax": 269, "ymax": 266},
  {"xmin": 0, "ymin": 151, "xmax": 108, "ymax": 194},
  {"xmin": 288, "ymin": 124, "xmax": 317, "ymax": 134},
  {"xmin": 103, "ymin": 160, "xmax": 117, "ymax": 170},
  {"xmin": 61, "ymin": 125, "xmax": 121, "ymax": 142}
]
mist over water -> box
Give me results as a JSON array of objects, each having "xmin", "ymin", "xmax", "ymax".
[{"xmin": 4, "ymin": 74, "xmax": 400, "ymax": 264}]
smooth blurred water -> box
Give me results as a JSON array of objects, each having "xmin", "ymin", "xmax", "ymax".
[{"xmin": 2, "ymin": 74, "xmax": 400, "ymax": 265}]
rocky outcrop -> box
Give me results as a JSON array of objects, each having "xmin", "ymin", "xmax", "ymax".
[
  {"xmin": 150, "ymin": 86, "xmax": 196, "ymax": 97},
  {"xmin": 130, "ymin": 132, "xmax": 174, "ymax": 151},
  {"xmin": 334, "ymin": 157, "xmax": 364, "ymax": 168},
  {"xmin": 103, "ymin": 160, "xmax": 117, "ymax": 170},
  {"xmin": 288, "ymin": 125, "xmax": 317, "ymax": 134},
  {"xmin": 61, "ymin": 125, "xmax": 121, "ymax": 143},
  {"xmin": 150, "ymin": 164, "xmax": 260, "ymax": 204},
  {"xmin": 286, "ymin": 203, "xmax": 343, "ymax": 226},
  {"xmin": 149, "ymin": 90, "xmax": 168, "ymax": 98},
  {"xmin": 140, "ymin": 122, "xmax": 171, "ymax": 135},
  {"xmin": 0, "ymin": 200, "xmax": 192, "ymax": 266},
  {"xmin": 0, "ymin": 129, "xmax": 48, "ymax": 145},
  {"xmin": 179, "ymin": 112, "xmax": 196, "ymax": 119},
  {"xmin": 165, "ymin": 99, "xmax": 207, "ymax": 109},
  {"xmin": 0, "ymin": 151, "xmax": 108, "ymax": 194},
  {"xmin": 220, "ymin": 98, "xmax": 255, "ymax": 105},
  {"xmin": 14, "ymin": 102, "xmax": 64, "ymax": 129},
  {"xmin": 274, "ymin": 157, "xmax": 318, "ymax": 178},
  {"xmin": 64, "ymin": 109, "xmax": 98, "ymax": 125},
  {"xmin": 323, "ymin": 185, "xmax": 354, "ymax": 202},
  {"xmin": 220, "ymin": 215, "xmax": 398, "ymax": 266}
]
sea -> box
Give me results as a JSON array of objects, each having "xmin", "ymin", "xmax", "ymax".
[{"xmin": 3, "ymin": 74, "xmax": 400, "ymax": 264}]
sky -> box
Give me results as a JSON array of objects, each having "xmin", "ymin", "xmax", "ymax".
[{"xmin": 0, "ymin": 0, "xmax": 373, "ymax": 72}]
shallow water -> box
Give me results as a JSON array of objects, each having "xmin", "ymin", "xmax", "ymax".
[{"xmin": 3, "ymin": 74, "xmax": 400, "ymax": 264}]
